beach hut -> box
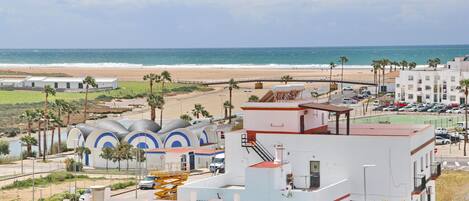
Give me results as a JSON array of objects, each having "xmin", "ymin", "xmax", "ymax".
[
  {"xmin": 66, "ymin": 123, "xmax": 99, "ymax": 149},
  {"xmin": 123, "ymin": 130, "xmax": 163, "ymax": 149},
  {"xmin": 95, "ymin": 119, "xmax": 129, "ymax": 137},
  {"xmin": 84, "ymin": 129, "xmax": 120, "ymax": 167},
  {"xmin": 162, "ymin": 127, "xmax": 200, "ymax": 148},
  {"xmin": 128, "ymin": 119, "xmax": 161, "ymax": 133}
]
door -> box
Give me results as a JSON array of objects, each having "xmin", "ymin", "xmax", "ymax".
[
  {"xmin": 180, "ymin": 154, "xmax": 187, "ymax": 171},
  {"xmin": 189, "ymin": 152, "xmax": 195, "ymax": 170},
  {"xmin": 300, "ymin": 115, "xmax": 305, "ymax": 133},
  {"xmin": 417, "ymin": 96, "xmax": 422, "ymax": 103},
  {"xmin": 310, "ymin": 161, "xmax": 320, "ymax": 189},
  {"xmin": 85, "ymin": 153, "xmax": 89, "ymax": 166}
]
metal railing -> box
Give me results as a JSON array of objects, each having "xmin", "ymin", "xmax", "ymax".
[
  {"xmin": 240, "ymin": 133, "xmax": 274, "ymax": 161},
  {"xmin": 414, "ymin": 174, "xmax": 426, "ymax": 193}
]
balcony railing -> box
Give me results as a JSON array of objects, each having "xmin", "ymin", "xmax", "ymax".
[
  {"xmin": 431, "ymin": 162, "xmax": 442, "ymax": 179},
  {"xmin": 414, "ymin": 174, "xmax": 426, "ymax": 193}
]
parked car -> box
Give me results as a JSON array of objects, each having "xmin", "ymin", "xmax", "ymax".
[
  {"xmin": 209, "ymin": 153, "xmax": 225, "ymax": 173},
  {"xmin": 79, "ymin": 188, "xmax": 92, "ymax": 201},
  {"xmin": 435, "ymin": 136, "xmax": 451, "ymax": 145},
  {"xmin": 435, "ymin": 127, "xmax": 448, "ymax": 135},
  {"xmin": 342, "ymin": 98, "xmax": 358, "ymax": 104},
  {"xmin": 372, "ymin": 105, "xmax": 385, "ymax": 111},
  {"xmin": 372, "ymin": 100, "xmax": 380, "ymax": 106},
  {"xmin": 138, "ymin": 175, "xmax": 157, "ymax": 189},
  {"xmin": 436, "ymin": 134, "xmax": 459, "ymax": 143}
]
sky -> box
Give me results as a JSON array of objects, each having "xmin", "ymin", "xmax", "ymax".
[{"xmin": 0, "ymin": 0, "xmax": 469, "ymax": 48}]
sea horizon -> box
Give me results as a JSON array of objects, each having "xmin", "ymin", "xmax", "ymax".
[{"xmin": 0, "ymin": 44, "xmax": 468, "ymax": 69}]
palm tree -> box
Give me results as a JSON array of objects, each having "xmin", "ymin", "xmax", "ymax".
[
  {"xmin": 147, "ymin": 94, "xmax": 164, "ymax": 123},
  {"xmin": 372, "ymin": 61, "xmax": 381, "ymax": 96},
  {"xmin": 82, "ymin": 76, "xmax": 97, "ymax": 122},
  {"xmin": 226, "ymin": 79, "xmax": 239, "ymax": 123},
  {"xmin": 328, "ymin": 62, "xmax": 336, "ymax": 102},
  {"xmin": 33, "ymin": 109, "xmax": 44, "ymax": 156},
  {"xmin": 460, "ymin": 79, "xmax": 469, "ymax": 156},
  {"xmin": 281, "ymin": 75, "xmax": 293, "ymax": 84},
  {"xmin": 408, "ymin": 62, "xmax": 417, "ymax": 70},
  {"xmin": 49, "ymin": 113, "xmax": 63, "ymax": 154},
  {"xmin": 64, "ymin": 103, "xmax": 79, "ymax": 125},
  {"xmin": 43, "ymin": 85, "xmax": 56, "ymax": 161},
  {"xmin": 223, "ymin": 101, "xmax": 233, "ymax": 119},
  {"xmin": 155, "ymin": 95, "xmax": 165, "ymax": 126},
  {"xmin": 380, "ymin": 59, "xmax": 390, "ymax": 91},
  {"xmin": 143, "ymin": 73, "xmax": 160, "ymax": 94},
  {"xmin": 100, "ymin": 147, "xmax": 114, "ymax": 171},
  {"xmin": 399, "ymin": 60, "xmax": 408, "ymax": 70},
  {"xmin": 427, "ymin": 58, "xmax": 441, "ymax": 71},
  {"xmin": 391, "ymin": 61, "xmax": 400, "ymax": 72},
  {"xmin": 311, "ymin": 91, "xmax": 320, "ymax": 102},
  {"xmin": 248, "ymin": 95, "xmax": 259, "ymax": 102},
  {"xmin": 20, "ymin": 135, "xmax": 37, "ymax": 157},
  {"xmin": 52, "ymin": 99, "xmax": 67, "ymax": 153},
  {"xmin": 338, "ymin": 56, "xmax": 348, "ymax": 93},
  {"xmin": 20, "ymin": 110, "xmax": 37, "ymax": 136},
  {"xmin": 160, "ymin": 71, "xmax": 172, "ymax": 95},
  {"xmin": 192, "ymin": 104, "xmax": 205, "ymax": 119},
  {"xmin": 179, "ymin": 114, "xmax": 192, "ymax": 122}
]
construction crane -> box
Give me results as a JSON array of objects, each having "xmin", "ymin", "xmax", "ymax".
[{"xmin": 151, "ymin": 171, "xmax": 189, "ymax": 200}]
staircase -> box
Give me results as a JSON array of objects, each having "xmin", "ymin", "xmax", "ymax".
[{"xmin": 241, "ymin": 134, "xmax": 274, "ymax": 161}]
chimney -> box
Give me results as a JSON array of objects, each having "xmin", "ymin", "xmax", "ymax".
[{"xmin": 274, "ymin": 144, "xmax": 285, "ymax": 164}]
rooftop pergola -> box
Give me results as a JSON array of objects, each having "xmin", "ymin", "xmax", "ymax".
[{"xmin": 299, "ymin": 103, "xmax": 353, "ymax": 135}]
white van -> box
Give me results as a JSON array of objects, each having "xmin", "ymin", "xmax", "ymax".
[{"xmin": 209, "ymin": 153, "xmax": 225, "ymax": 173}]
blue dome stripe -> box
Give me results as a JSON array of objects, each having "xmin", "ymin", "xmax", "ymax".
[
  {"xmin": 164, "ymin": 131, "xmax": 191, "ymax": 147},
  {"xmin": 127, "ymin": 133, "xmax": 160, "ymax": 148},
  {"xmin": 94, "ymin": 132, "xmax": 118, "ymax": 148}
]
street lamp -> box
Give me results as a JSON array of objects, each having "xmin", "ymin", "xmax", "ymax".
[
  {"xmin": 363, "ymin": 164, "xmax": 376, "ymax": 201},
  {"xmin": 27, "ymin": 156, "xmax": 36, "ymax": 201},
  {"xmin": 19, "ymin": 142, "xmax": 25, "ymax": 175}
]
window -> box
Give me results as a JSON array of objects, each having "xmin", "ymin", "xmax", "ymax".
[
  {"xmin": 32, "ymin": 82, "xmax": 35, "ymax": 87},
  {"xmin": 66, "ymin": 82, "xmax": 70, "ymax": 89},
  {"xmin": 451, "ymin": 86, "xmax": 456, "ymax": 92},
  {"xmin": 396, "ymin": 84, "xmax": 400, "ymax": 88},
  {"xmin": 425, "ymin": 86, "xmax": 431, "ymax": 90},
  {"xmin": 408, "ymin": 94, "xmax": 414, "ymax": 99},
  {"xmin": 450, "ymin": 95, "xmax": 456, "ymax": 101},
  {"xmin": 78, "ymin": 83, "xmax": 83, "ymax": 89},
  {"xmin": 426, "ymin": 153, "xmax": 429, "ymax": 168},
  {"xmin": 451, "ymin": 76, "xmax": 456, "ymax": 82},
  {"xmin": 425, "ymin": 76, "xmax": 430, "ymax": 81},
  {"xmin": 54, "ymin": 82, "xmax": 58, "ymax": 89},
  {"xmin": 421, "ymin": 157, "xmax": 424, "ymax": 172},
  {"xmin": 408, "ymin": 75, "xmax": 414, "ymax": 81},
  {"xmin": 408, "ymin": 85, "xmax": 414, "ymax": 90},
  {"xmin": 418, "ymin": 79, "xmax": 422, "ymax": 84},
  {"xmin": 397, "ymin": 93, "xmax": 400, "ymax": 98},
  {"xmin": 426, "ymin": 95, "xmax": 430, "ymax": 99},
  {"xmin": 443, "ymin": 94, "xmax": 447, "ymax": 100},
  {"xmin": 417, "ymin": 87, "xmax": 422, "ymax": 91}
]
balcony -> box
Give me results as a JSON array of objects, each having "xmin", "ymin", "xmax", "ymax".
[
  {"xmin": 431, "ymin": 162, "xmax": 442, "ymax": 179},
  {"xmin": 413, "ymin": 174, "xmax": 426, "ymax": 193}
]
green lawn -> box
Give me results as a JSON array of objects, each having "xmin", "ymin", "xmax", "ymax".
[{"xmin": 0, "ymin": 81, "xmax": 205, "ymax": 104}]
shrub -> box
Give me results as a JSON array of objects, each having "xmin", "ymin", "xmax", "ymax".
[
  {"xmin": 1, "ymin": 172, "xmax": 89, "ymax": 190},
  {"xmin": 50, "ymin": 142, "xmax": 68, "ymax": 155},
  {"xmin": 110, "ymin": 181, "xmax": 136, "ymax": 191},
  {"xmin": 64, "ymin": 158, "xmax": 83, "ymax": 172},
  {"xmin": 21, "ymin": 150, "xmax": 38, "ymax": 159}
]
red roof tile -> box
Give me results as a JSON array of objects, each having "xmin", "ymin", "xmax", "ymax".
[{"xmin": 250, "ymin": 161, "xmax": 282, "ymax": 168}]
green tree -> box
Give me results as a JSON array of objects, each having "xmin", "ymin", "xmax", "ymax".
[
  {"xmin": 460, "ymin": 79, "xmax": 469, "ymax": 156},
  {"xmin": 100, "ymin": 147, "xmax": 114, "ymax": 171},
  {"xmin": 75, "ymin": 147, "xmax": 91, "ymax": 163},
  {"xmin": 49, "ymin": 113, "xmax": 63, "ymax": 154},
  {"xmin": 20, "ymin": 110, "xmax": 38, "ymax": 137},
  {"xmin": 248, "ymin": 95, "xmax": 259, "ymax": 102},
  {"xmin": 399, "ymin": 60, "xmax": 408, "ymax": 70},
  {"xmin": 132, "ymin": 148, "xmax": 146, "ymax": 163},
  {"xmin": 192, "ymin": 104, "xmax": 207, "ymax": 119},
  {"xmin": 223, "ymin": 101, "xmax": 234, "ymax": 119},
  {"xmin": 179, "ymin": 114, "xmax": 192, "ymax": 122},
  {"xmin": 20, "ymin": 135, "xmax": 37, "ymax": 157},
  {"xmin": 43, "ymin": 85, "xmax": 56, "ymax": 161},
  {"xmin": 371, "ymin": 60, "xmax": 382, "ymax": 96},
  {"xmin": 280, "ymin": 75, "xmax": 293, "ymax": 84},
  {"xmin": 64, "ymin": 102, "xmax": 79, "ymax": 125},
  {"xmin": 328, "ymin": 62, "xmax": 336, "ymax": 102},
  {"xmin": 52, "ymin": 99, "xmax": 67, "ymax": 153},
  {"xmin": 147, "ymin": 94, "xmax": 164, "ymax": 123},
  {"xmin": 311, "ymin": 91, "xmax": 320, "ymax": 102},
  {"xmin": 380, "ymin": 59, "xmax": 390, "ymax": 91},
  {"xmin": 119, "ymin": 142, "xmax": 133, "ymax": 171},
  {"xmin": 143, "ymin": 73, "xmax": 161, "ymax": 94},
  {"xmin": 82, "ymin": 76, "xmax": 98, "ymax": 122},
  {"xmin": 160, "ymin": 70, "xmax": 172, "ymax": 94},
  {"xmin": 408, "ymin": 62, "xmax": 417, "ymax": 70},
  {"xmin": 0, "ymin": 140, "xmax": 10, "ymax": 156},
  {"xmin": 338, "ymin": 56, "xmax": 348, "ymax": 93},
  {"xmin": 33, "ymin": 109, "xmax": 44, "ymax": 156},
  {"xmin": 225, "ymin": 78, "xmax": 239, "ymax": 123}
]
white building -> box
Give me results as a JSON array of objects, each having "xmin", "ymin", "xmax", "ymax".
[
  {"xmin": 0, "ymin": 76, "xmax": 118, "ymax": 91},
  {"xmin": 395, "ymin": 55, "xmax": 469, "ymax": 104},
  {"xmin": 178, "ymin": 85, "xmax": 441, "ymax": 201}
]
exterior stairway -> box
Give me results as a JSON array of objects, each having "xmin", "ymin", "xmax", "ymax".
[{"xmin": 241, "ymin": 133, "xmax": 274, "ymax": 161}]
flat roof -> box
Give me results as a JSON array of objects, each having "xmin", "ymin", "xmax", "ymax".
[
  {"xmin": 146, "ymin": 148, "xmax": 224, "ymax": 155},
  {"xmin": 334, "ymin": 124, "xmax": 431, "ymax": 136},
  {"xmin": 300, "ymin": 103, "xmax": 352, "ymax": 113}
]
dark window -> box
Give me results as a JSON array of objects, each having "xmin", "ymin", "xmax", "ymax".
[
  {"xmin": 32, "ymin": 82, "xmax": 35, "ymax": 87},
  {"xmin": 66, "ymin": 82, "xmax": 70, "ymax": 89},
  {"xmin": 78, "ymin": 83, "xmax": 83, "ymax": 89},
  {"xmin": 54, "ymin": 82, "xmax": 58, "ymax": 88}
]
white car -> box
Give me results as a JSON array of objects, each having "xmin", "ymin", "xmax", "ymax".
[
  {"xmin": 435, "ymin": 136, "xmax": 451, "ymax": 145},
  {"xmin": 79, "ymin": 188, "xmax": 91, "ymax": 201},
  {"xmin": 342, "ymin": 98, "xmax": 357, "ymax": 104},
  {"xmin": 138, "ymin": 176, "xmax": 157, "ymax": 189},
  {"xmin": 434, "ymin": 127, "xmax": 448, "ymax": 135},
  {"xmin": 452, "ymin": 109, "xmax": 463, "ymax": 114}
]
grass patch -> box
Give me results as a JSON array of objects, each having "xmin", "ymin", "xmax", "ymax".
[
  {"xmin": 1, "ymin": 172, "xmax": 90, "ymax": 190},
  {"xmin": 110, "ymin": 180, "xmax": 136, "ymax": 191},
  {"xmin": 436, "ymin": 170, "xmax": 469, "ymax": 201},
  {"xmin": 39, "ymin": 191, "xmax": 81, "ymax": 201}
]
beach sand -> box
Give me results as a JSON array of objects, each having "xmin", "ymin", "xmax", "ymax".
[{"xmin": 5, "ymin": 67, "xmax": 376, "ymax": 122}]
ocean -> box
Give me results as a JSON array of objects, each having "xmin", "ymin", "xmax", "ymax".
[{"xmin": 0, "ymin": 45, "xmax": 468, "ymax": 69}]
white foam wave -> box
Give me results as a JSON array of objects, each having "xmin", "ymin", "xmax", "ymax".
[{"xmin": 0, "ymin": 63, "xmax": 430, "ymax": 69}]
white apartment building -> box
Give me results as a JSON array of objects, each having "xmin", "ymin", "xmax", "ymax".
[
  {"xmin": 395, "ymin": 55, "xmax": 469, "ymax": 104},
  {"xmin": 178, "ymin": 85, "xmax": 440, "ymax": 201}
]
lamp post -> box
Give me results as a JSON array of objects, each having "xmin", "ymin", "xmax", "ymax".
[
  {"xmin": 19, "ymin": 142, "xmax": 24, "ymax": 175},
  {"xmin": 27, "ymin": 156, "xmax": 36, "ymax": 201},
  {"xmin": 363, "ymin": 164, "xmax": 376, "ymax": 201}
]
